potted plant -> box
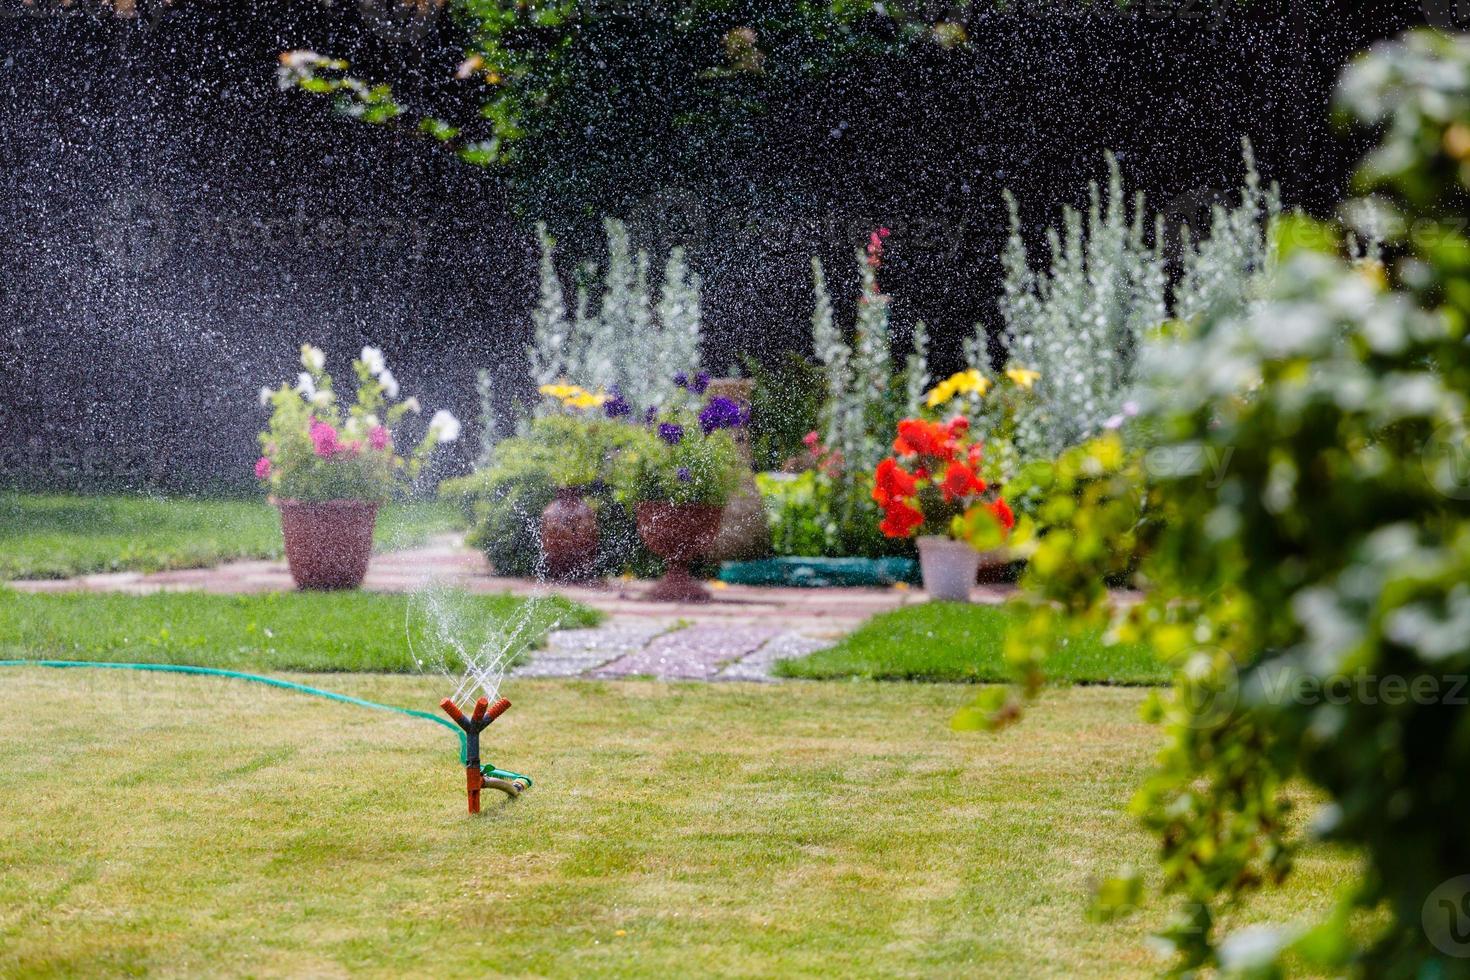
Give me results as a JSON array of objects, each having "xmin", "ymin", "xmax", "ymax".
[
  {"xmin": 872, "ymin": 416, "xmax": 1015, "ymax": 602},
  {"xmin": 614, "ymin": 382, "xmax": 745, "ymax": 602},
  {"xmin": 255, "ymin": 344, "xmax": 460, "ymax": 590}
]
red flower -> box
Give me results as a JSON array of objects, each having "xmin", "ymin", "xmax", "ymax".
[
  {"xmin": 893, "ymin": 418, "xmax": 955, "ymax": 460},
  {"xmin": 988, "ymin": 497, "xmax": 1016, "ymax": 533},
  {"xmin": 940, "ymin": 461, "xmax": 987, "ymax": 503},
  {"xmin": 872, "ymin": 458, "xmax": 917, "ymax": 507},
  {"xmin": 946, "ymin": 416, "xmax": 969, "ymax": 438},
  {"xmin": 879, "ymin": 500, "xmax": 924, "ymax": 538}
]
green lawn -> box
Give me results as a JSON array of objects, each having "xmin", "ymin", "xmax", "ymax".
[
  {"xmin": 0, "ymin": 493, "xmax": 459, "ymax": 580},
  {"xmin": 0, "ymin": 591, "xmax": 600, "ymax": 673},
  {"xmin": 777, "ymin": 602, "xmax": 1169, "ymax": 685},
  {"xmin": 0, "ymin": 670, "xmax": 1350, "ymax": 977}
]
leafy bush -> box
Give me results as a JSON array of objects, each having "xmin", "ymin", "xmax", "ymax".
[
  {"xmin": 756, "ymin": 471, "xmax": 837, "ymax": 557},
  {"xmin": 526, "ymin": 219, "xmax": 703, "ymax": 420},
  {"xmin": 441, "ymin": 415, "xmax": 652, "ymax": 578},
  {"xmin": 740, "ymin": 351, "xmax": 824, "ymax": 472},
  {"xmin": 991, "ymin": 144, "xmax": 1278, "ymax": 463},
  {"xmin": 964, "ymin": 30, "xmax": 1470, "ymax": 976}
]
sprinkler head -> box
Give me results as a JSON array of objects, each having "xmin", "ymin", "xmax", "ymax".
[{"xmin": 440, "ymin": 696, "xmax": 516, "ymax": 814}]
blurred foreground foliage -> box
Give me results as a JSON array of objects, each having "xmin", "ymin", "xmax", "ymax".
[{"xmin": 960, "ymin": 30, "xmax": 1470, "ymax": 976}]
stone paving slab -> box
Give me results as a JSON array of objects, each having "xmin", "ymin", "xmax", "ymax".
[
  {"xmin": 511, "ymin": 622, "xmax": 673, "ymax": 678},
  {"xmin": 716, "ymin": 632, "xmax": 838, "ymax": 682},
  {"xmin": 589, "ymin": 624, "xmax": 785, "ymax": 681}
]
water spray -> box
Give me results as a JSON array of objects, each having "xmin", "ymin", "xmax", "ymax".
[{"xmin": 439, "ymin": 695, "xmax": 529, "ymax": 812}]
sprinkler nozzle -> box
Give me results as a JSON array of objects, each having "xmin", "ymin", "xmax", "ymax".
[{"xmin": 439, "ymin": 697, "xmax": 470, "ymax": 728}]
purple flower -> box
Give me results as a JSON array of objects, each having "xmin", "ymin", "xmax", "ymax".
[
  {"xmin": 698, "ymin": 396, "xmax": 745, "ymax": 434},
  {"xmin": 644, "ymin": 407, "xmax": 659, "ymax": 425},
  {"xmin": 603, "ymin": 391, "xmax": 631, "ymax": 418},
  {"xmin": 658, "ymin": 423, "xmax": 685, "ymax": 445},
  {"xmin": 673, "ymin": 372, "xmax": 688, "ymax": 389},
  {"xmin": 692, "ymin": 371, "xmax": 710, "ymax": 395},
  {"xmin": 676, "ymin": 466, "xmax": 692, "ymax": 483}
]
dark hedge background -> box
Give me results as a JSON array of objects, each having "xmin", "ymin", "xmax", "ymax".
[{"xmin": 0, "ymin": 0, "xmax": 1423, "ymax": 490}]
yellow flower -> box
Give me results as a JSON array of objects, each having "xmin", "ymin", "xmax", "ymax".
[
  {"xmin": 1005, "ymin": 367, "xmax": 1041, "ymax": 391},
  {"xmin": 566, "ymin": 391, "xmax": 608, "ymax": 409},
  {"xmin": 925, "ymin": 370, "xmax": 990, "ymax": 408},
  {"xmin": 539, "ymin": 381, "xmax": 609, "ymax": 410}
]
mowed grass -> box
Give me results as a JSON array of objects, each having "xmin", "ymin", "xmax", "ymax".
[
  {"xmin": 0, "ymin": 671, "xmax": 1352, "ymax": 977},
  {"xmin": 0, "ymin": 493, "xmax": 459, "ymax": 580},
  {"xmin": 777, "ymin": 601, "xmax": 1168, "ymax": 685},
  {"xmin": 0, "ymin": 591, "xmax": 600, "ymax": 673}
]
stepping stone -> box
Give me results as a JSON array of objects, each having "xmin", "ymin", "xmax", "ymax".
[
  {"xmin": 511, "ymin": 622, "xmax": 671, "ymax": 678},
  {"xmin": 717, "ymin": 632, "xmax": 836, "ymax": 682},
  {"xmin": 590, "ymin": 624, "xmax": 782, "ymax": 681}
]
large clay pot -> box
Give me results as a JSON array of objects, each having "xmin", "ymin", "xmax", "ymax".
[
  {"xmin": 276, "ymin": 499, "xmax": 379, "ymax": 590},
  {"xmin": 635, "ymin": 501, "xmax": 725, "ymax": 602},
  {"xmin": 539, "ymin": 488, "xmax": 598, "ymax": 580},
  {"xmin": 916, "ymin": 535, "xmax": 981, "ymax": 602}
]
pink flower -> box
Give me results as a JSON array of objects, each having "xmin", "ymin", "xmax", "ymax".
[
  {"xmin": 369, "ymin": 425, "xmax": 391, "ymax": 451},
  {"xmin": 309, "ymin": 420, "xmax": 341, "ymax": 459},
  {"xmin": 254, "ymin": 456, "xmax": 272, "ymax": 480}
]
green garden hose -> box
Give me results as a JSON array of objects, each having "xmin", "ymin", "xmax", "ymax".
[{"xmin": 0, "ymin": 659, "xmax": 473, "ymax": 762}]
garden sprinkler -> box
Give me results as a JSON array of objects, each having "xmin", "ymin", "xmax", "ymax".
[{"xmin": 439, "ymin": 695, "xmax": 531, "ymax": 813}]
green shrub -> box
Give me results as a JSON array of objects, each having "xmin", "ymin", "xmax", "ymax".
[
  {"xmin": 441, "ymin": 416, "xmax": 655, "ymax": 578},
  {"xmin": 963, "ymin": 31, "xmax": 1470, "ymax": 976},
  {"xmin": 756, "ymin": 472, "xmax": 837, "ymax": 557}
]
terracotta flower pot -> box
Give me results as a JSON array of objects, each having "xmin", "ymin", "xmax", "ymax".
[
  {"xmin": 540, "ymin": 487, "xmax": 599, "ymax": 580},
  {"xmin": 276, "ymin": 499, "xmax": 379, "ymax": 591},
  {"xmin": 916, "ymin": 535, "xmax": 981, "ymax": 602},
  {"xmin": 635, "ymin": 501, "xmax": 725, "ymax": 602}
]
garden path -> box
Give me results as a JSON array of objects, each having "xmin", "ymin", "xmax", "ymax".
[{"xmin": 7, "ymin": 536, "xmax": 1026, "ymax": 680}]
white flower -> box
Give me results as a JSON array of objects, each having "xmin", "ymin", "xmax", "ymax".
[
  {"xmin": 360, "ymin": 346, "xmax": 386, "ymax": 377},
  {"xmin": 295, "ymin": 372, "xmax": 316, "ymax": 397},
  {"xmin": 310, "ymin": 389, "xmax": 335, "ymax": 408},
  {"xmin": 379, "ymin": 368, "xmax": 400, "ymax": 399},
  {"xmin": 401, "ymin": 396, "xmax": 421, "ymax": 414},
  {"xmin": 428, "ymin": 409, "xmax": 461, "ymax": 444},
  {"xmin": 300, "ymin": 343, "xmax": 326, "ymax": 373},
  {"xmin": 258, "ymin": 386, "xmax": 273, "ymax": 408}
]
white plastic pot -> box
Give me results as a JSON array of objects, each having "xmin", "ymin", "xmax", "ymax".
[{"xmin": 916, "ymin": 535, "xmax": 982, "ymax": 602}]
